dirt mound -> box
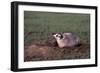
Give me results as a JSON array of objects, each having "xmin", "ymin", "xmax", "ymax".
[{"xmin": 24, "ymin": 42, "xmax": 90, "ymax": 62}]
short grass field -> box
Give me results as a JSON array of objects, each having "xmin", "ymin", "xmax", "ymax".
[{"xmin": 24, "ymin": 11, "xmax": 90, "ymax": 62}]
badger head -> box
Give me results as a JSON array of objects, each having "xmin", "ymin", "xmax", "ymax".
[{"xmin": 52, "ymin": 33, "xmax": 63, "ymax": 40}]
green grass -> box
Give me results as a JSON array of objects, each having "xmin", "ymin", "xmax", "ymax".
[{"xmin": 24, "ymin": 11, "xmax": 90, "ymax": 44}]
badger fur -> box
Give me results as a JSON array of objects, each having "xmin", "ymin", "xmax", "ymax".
[{"xmin": 52, "ymin": 33, "xmax": 80, "ymax": 48}]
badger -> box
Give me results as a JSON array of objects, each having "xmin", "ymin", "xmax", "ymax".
[{"xmin": 52, "ymin": 32, "xmax": 80, "ymax": 48}]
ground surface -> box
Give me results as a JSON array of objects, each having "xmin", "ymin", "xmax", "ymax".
[{"xmin": 24, "ymin": 41, "xmax": 90, "ymax": 62}]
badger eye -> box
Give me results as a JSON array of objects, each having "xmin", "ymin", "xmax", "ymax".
[{"xmin": 56, "ymin": 35, "xmax": 58, "ymax": 37}]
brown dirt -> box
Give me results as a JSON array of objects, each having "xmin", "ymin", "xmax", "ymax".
[{"xmin": 24, "ymin": 41, "xmax": 90, "ymax": 62}]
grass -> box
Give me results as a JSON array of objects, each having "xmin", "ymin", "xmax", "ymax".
[
  {"xmin": 24, "ymin": 11, "xmax": 90, "ymax": 61},
  {"xmin": 24, "ymin": 11, "xmax": 90, "ymax": 44}
]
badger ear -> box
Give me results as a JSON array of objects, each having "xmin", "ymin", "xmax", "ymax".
[{"xmin": 52, "ymin": 33, "xmax": 56, "ymax": 35}]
